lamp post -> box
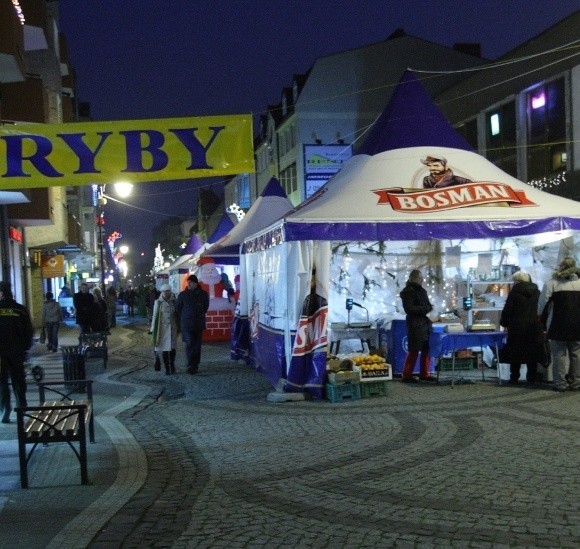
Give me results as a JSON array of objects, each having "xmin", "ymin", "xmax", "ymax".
[
  {"xmin": 97, "ymin": 181, "xmax": 133, "ymax": 290},
  {"xmin": 97, "ymin": 186, "xmax": 107, "ymax": 291}
]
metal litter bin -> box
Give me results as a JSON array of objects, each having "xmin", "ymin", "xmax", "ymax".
[{"xmin": 61, "ymin": 346, "xmax": 87, "ymax": 392}]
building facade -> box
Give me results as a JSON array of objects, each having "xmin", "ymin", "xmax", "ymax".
[{"xmin": 226, "ymin": 13, "xmax": 579, "ymax": 218}]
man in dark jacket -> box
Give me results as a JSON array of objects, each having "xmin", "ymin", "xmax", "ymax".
[
  {"xmin": 0, "ymin": 281, "xmax": 34, "ymax": 423},
  {"xmin": 175, "ymin": 275, "xmax": 209, "ymax": 375},
  {"xmin": 400, "ymin": 269, "xmax": 436, "ymax": 382},
  {"xmin": 73, "ymin": 283, "xmax": 94, "ymax": 333},
  {"xmin": 500, "ymin": 270, "xmax": 543, "ymax": 385}
]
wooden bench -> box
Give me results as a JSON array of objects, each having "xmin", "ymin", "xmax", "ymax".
[
  {"xmin": 80, "ymin": 332, "xmax": 108, "ymax": 368},
  {"xmin": 16, "ymin": 380, "xmax": 94, "ymax": 489}
]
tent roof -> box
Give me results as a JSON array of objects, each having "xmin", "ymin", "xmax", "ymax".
[
  {"xmin": 358, "ymin": 72, "xmax": 473, "ymax": 155},
  {"xmin": 181, "ymin": 233, "xmax": 204, "ymax": 255},
  {"xmin": 243, "ymin": 73, "xmax": 580, "ymax": 245},
  {"xmin": 202, "ymin": 178, "xmax": 294, "ymax": 263},
  {"xmin": 208, "ymin": 213, "xmax": 235, "ymax": 244}
]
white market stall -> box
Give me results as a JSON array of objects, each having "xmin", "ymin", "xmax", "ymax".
[
  {"xmin": 200, "ymin": 178, "xmax": 294, "ymax": 344},
  {"xmin": 236, "ymin": 72, "xmax": 580, "ymax": 398}
]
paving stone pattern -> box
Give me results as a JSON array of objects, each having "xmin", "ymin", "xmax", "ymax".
[{"xmin": 0, "ymin": 319, "xmax": 578, "ymax": 548}]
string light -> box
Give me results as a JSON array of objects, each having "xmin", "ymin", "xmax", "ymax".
[
  {"xmin": 11, "ymin": 1, "xmax": 25, "ymax": 24},
  {"xmin": 527, "ymin": 172, "xmax": 566, "ymax": 190}
]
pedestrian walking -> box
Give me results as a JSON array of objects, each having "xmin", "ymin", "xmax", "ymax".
[
  {"xmin": 91, "ymin": 287, "xmax": 110, "ymax": 333},
  {"xmin": 175, "ymin": 274, "xmax": 209, "ymax": 375},
  {"xmin": 150, "ymin": 284, "xmax": 179, "ymax": 374},
  {"xmin": 499, "ymin": 270, "xmax": 545, "ymax": 385},
  {"xmin": 0, "ymin": 281, "xmax": 33, "ymax": 423},
  {"xmin": 106, "ymin": 286, "xmax": 118, "ymax": 328},
  {"xmin": 73, "ymin": 283, "xmax": 94, "ymax": 333},
  {"xmin": 538, "ymin": 257, "xmax": 580, "ymax": 392},
  {"xmin": 125, "ymin": 286, "xmax": 136, "ymax": 317},
  {"xmin": 400, "ymin": 269, "xmax": 436, "ymax": 382},
  {"xmin": 41, "ymin": 291, "xmax": 63, "ymax": 352}
]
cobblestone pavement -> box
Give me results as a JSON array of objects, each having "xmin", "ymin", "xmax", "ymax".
[{"xmin": 0, "ymin": 318, "xmax": 578, "ymax": 548}]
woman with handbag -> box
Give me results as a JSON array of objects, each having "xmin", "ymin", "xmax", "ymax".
[
  {"xmin": 150, "ymin": 284, "xmax": 179, "ymax": 374},
  {"xmin": 41, "ymin": 292, "xmax": 63, "ymax": 352},
  {"xmin": 500, "ymin": 270, "xmax": 543, "ymax": 385}
]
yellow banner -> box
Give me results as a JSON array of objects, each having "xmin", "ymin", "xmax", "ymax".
[{"xmin": 0, "ymin": 114, "xmax": 254, "ymax": 189}]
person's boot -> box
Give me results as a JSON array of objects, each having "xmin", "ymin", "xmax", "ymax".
[
  {"xmin": 154, "ymin": 352, "xmax": 161, "ymax": 371},
  {"xmin": 170, "ymin": 349, "xmax": 176, "ymax": 374},
  {"xmin": 2, "ymin": 406, "xmax": 11, "ymax": 424},
  {"xmin": 162, "ymin": 352, "xmax": 170, "ymax": 375}
]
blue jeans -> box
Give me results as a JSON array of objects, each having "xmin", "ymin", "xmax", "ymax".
[{"xmin": 45, "ymin": 321, "xmax": 60, "ymax": 351}]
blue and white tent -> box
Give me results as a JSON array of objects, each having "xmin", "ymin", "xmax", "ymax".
[
  {"xmin": 201, "ymin": 177, "xmax": 294, "ymax": 265},
  {"xmin": 238, "ymin": 71, "xmax": 580, "ymax": 398}
]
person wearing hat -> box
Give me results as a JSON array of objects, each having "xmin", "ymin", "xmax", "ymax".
[
  {"xmin": 175, "ymin": 275, "xmax": 209, "ymax": 375},
  {"xmin": 0, "ymin": 281, "xmax": 34, "ymax": 423},
  {"xmin": 150, "ymin": 284, "xmax": 179, "ymax": 374},
  {"xmin": 538, "ymin": 257, "xmax": 580, "ymax": 392},
  {"xmin": 499, "ymin": 270, "xmax": 544, "ymax": 385},
  {"xmin": 421, "ymin": 155, "xmax": 472, "ymax": 189}
]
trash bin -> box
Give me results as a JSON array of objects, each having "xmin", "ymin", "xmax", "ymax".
[{"xmin": 61, "ymin": 346, "xmax": 87, "ymax": 392}]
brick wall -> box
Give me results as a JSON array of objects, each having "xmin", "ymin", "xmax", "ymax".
[{"xmin": 203, "ymin": 309, "xmax": 234, "ymax": 342}]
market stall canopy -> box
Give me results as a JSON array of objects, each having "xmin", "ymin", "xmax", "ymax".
[
  {"xmin": 208, "ymin": 212, "xmax": 235, "ymax": 244},
  {"xmin": 202, "ymin": 177, "xmax": 294, "ymax": 264},
  {"xmin": 181, "ymin": 233, "xmax": 204, "ymax": 255},
  {"xmin": 248, "ymin": 72, "xmax": 579, "ymax": 246},
  {"xmin": 164, "ymin": 233, "xmax": 204, "ymax": 272}
]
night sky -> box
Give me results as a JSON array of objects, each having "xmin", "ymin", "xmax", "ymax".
[{"xmin": 57, "ymin": 1, "xmax": 579, "ymax": 269}]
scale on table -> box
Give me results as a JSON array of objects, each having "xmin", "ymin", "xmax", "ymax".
[{"xmin": 345, "ymin": 298, "xmax": 372, "ymax": 328}]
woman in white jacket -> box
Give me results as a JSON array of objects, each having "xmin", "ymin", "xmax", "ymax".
[{"xmin": 150, "ymin": 284, "xmax": 179, "ymax": 374}]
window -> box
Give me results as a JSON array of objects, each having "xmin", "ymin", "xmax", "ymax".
[
  {"xmin": 280, "ymin": 164, "xmax": 297, "ymax": 197},
  {"xmin": 486, "ymin": 101, "xmax": 517, "ymax": 177},
  {"xmin": 236, "ymin": 174, "xmax": 250, "ymax": 209},
  {"xmin": 526, "ymin": 78, "xmax": 566, "ymax": 180}
]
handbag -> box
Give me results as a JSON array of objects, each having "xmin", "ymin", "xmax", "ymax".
[
  {"xmin": 539, "ymin": 299, "xmax": 552, "ymax": 329},
  {"xmin": 39, "ymin": 326, "xmax": 46, "ymax": 344},
  {"xmin": 537, "ymin": 331, "xmax": 551, "ymax": 368}
]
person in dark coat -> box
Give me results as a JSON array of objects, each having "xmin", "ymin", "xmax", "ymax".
[
  {"xmin": 500, "ymin": 270, "xmax": 543, "ymax": 385},
  {"xmin": 0, "ymin": 282, "xmax": 33, "ymax": 423},
  {"xmin": 73, "ymin": 283, "xmax": 94, "ymax": 333},
  {"xmin": 91, "ymin": 287, "xmax": 110, "ymax": 333},
  {"xmin": 175, "ymin": 274, "xmax": 209, "ymax": 375},
  {"xmin": 400, "ymin": 269, "xmax": 436, "ymax": 382}
]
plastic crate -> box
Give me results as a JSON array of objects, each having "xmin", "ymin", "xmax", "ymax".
[
  {"xmin": 325, "ymin": 382, "xmax": 361, "ymax": 403},
  {"xmin": 353, "ymin": 364, "xmax": 393, "ymax": 382},
  {"xmin": 327, "ymin": 370, "xmax": 361, "ymax": 385},
  {"xmin": 438, "ymin": 357, "xmax": 477, "ymax": 371},
  {"xmin": 360, "ymin": 380, "xmax": 388, "ymax": 398}
]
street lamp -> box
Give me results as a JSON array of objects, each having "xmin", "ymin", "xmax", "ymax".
[
  {"xmin": 96, "ymin": 182, "xmax": 134, "ymax": 290},
  {"xmin": 97, "ymin": 186, "xmax": 107, "ymax": 291}
]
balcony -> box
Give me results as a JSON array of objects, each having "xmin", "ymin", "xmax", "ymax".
[{"xmin": 0, "ymin": 0, "xmax": 26, "ymax": 83}]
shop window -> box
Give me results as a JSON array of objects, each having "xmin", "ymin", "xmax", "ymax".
[
  {"xmin": 486, "ymin": 101, "xmax": 517, "ymax": 178},
  {"xmin": 526, "ymin": 78, "xmax": 566, "ymax": 180}
]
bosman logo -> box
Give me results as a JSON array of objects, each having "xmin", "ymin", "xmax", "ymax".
[{"xmin": 373, "ymin": 182, "xmax": 537, "ymax": 212}]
